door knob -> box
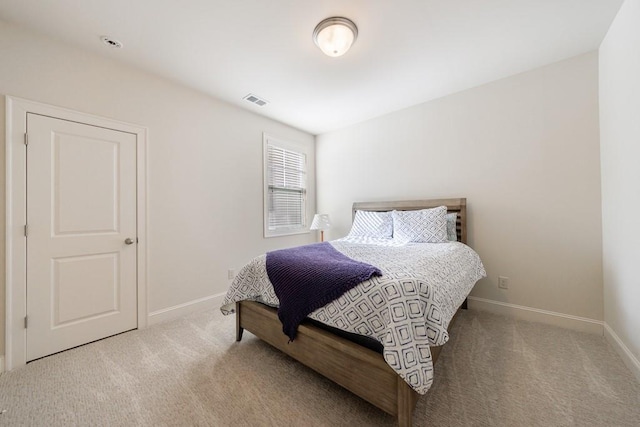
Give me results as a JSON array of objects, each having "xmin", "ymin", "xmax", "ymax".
[{"xmin": 124, "ymin": 238, "xmax": 135, "ymax": 245}]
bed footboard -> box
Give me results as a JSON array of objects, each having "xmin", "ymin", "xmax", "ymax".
[{"xmin": 236, "ymin": 300, "xmax": 420, "ymax": 426}]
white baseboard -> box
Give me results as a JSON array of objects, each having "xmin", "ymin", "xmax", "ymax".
[
  {"xmin": 148, "ymin": 292, "xmax": 226, "ymax": 326},
  {"xmin": 604, "ymin": 323, "xmax": 640, "ymax": 383},
  {"xmin": 467, "ymin": 296, "xmax": 604, "ymax": 335}
]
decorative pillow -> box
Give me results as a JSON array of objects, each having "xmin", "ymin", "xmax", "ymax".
[
  {"xmin": 446, "ymin": 212, "xmax": 458, "ymax": 241},
  {"xmin": 348, "ymin": 210, "xmax": 393, "ymax": 239},
  {"xmin": 392, "ymin": 206, "xmax": 448, "ymax": 243}
]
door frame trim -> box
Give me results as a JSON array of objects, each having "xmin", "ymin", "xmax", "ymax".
[{"xmin": 5, "ymin": 96, "xmax": 148, "ymax": 370}]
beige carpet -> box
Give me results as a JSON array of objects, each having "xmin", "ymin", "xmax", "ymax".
[{"xmin": 1, "ymin": 309, "xmax": 639, "ymax": 426}]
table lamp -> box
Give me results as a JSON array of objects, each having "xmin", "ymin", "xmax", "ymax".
[{"xmin": 310, "ymin": 214, "xmax": 331, "ymax": 242}]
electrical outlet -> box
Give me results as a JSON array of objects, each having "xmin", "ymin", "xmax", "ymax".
[
  {"xmin": 228, "ymin": 269, "xmax": 236, "ymax": 280},
  {"xmin": 498, "ymin": 276, "xmax": 509, "ymax": 289}
]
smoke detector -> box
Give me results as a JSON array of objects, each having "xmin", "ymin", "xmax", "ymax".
[
  {"xmin": 101, "ymin": 36, "xmax": 123, "ymax": 49},
  {"xmin": 243, "ymin": 93, "xmax": 268, "ymax": 107}
]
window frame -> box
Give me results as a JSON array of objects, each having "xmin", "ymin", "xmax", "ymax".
[{"xmin": 263, "ymin": 133, "xmax": 310, "ymax": 238}]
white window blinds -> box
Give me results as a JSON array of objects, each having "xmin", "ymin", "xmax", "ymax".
[{"xmin": 265, "ymin": 141, "xmax": 307, "ymax": 235}]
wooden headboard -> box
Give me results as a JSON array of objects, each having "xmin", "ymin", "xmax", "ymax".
[{"xmin": 352, "ymin": 198, "xmax": 467, "ymax": 244}]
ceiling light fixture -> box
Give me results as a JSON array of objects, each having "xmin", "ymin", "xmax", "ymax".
[{"xmin": 313, "ymin": 17, "xmax": 358, "ymax": 57}]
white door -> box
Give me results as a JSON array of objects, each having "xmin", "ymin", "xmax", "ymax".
[{"xmin": 26, "ymin": 113, "xmax": 138, "ymax": 361}]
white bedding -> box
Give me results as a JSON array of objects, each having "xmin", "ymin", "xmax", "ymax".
[{"xmin": 221, "ymin": 239, "xmax": 486, "ymax": 394}]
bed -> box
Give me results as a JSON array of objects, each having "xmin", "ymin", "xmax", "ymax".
[{"xmin": 221, "ymin": 198, "xmax": 485, "ymax": 426}]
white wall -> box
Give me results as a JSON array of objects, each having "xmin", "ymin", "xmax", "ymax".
[
  {"xmin": 0, "ymin": 22, "xmax": 316, "ymax": 356},
  {"xmin": 317, "ymin": 52, "xmax": 603, "ymax": 324},
  {"xmin": 599, "ymin": 0, "xmax": 640, "ymax": 378}
]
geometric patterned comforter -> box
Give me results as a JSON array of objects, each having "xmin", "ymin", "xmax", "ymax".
[{"xmin": 220, "ymin": 238, "xmax": 486, "ymax": 394}]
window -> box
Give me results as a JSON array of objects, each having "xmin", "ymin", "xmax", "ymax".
[{"xmin": 264, "ymin": 135, "xmax": 308, "ymax": 237}]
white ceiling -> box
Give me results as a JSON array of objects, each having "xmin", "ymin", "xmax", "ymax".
[{"xmin": 0, "ymin": 0, "xmax": 623, "ymax": 135}]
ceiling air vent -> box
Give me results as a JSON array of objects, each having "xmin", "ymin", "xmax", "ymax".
[
  {"xmin": 100, "ymin": 36, "xmax": 123, "ymax": 49},
  {"xmin": 243, "ymin": 93, "xmax": 268, "ymax": 107}
]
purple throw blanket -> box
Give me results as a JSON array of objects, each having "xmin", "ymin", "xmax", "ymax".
[{"xmin": 266, "ymin": 242, "xmax": 382, "ymax": 341}]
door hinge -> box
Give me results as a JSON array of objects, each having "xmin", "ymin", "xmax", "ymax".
[
  {"xmin": 24, "ymin": 132, "xmax": 28, "ymax": 145},
  {"xmin": 24, "ymin": 224, "xmax": 28, "ymax": 237},
  {"xmin": 24, "ymin": 316, "xmax": 28, "ymax": 329}
]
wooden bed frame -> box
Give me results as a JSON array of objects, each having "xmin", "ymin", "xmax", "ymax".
[{"xmin": 235, "ymin": 198, "xmax": 468, "ymax": 427}]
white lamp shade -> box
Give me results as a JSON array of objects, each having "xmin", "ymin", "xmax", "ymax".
[
  {"xmin": 313, "ymin": 17, "xmax": 358, "ymax": 57},
  {"xmin": 310, "ymin": 214, "xmax": 331, "ymax": 230}
]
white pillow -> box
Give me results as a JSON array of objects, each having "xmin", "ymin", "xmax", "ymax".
[
  {"xmin": 348, "ymin": 210, "xmax": 393, "ymax": 239},
  {"xmin": 392, "ymin": 206, "xmax": 448, "ymax": 243}
]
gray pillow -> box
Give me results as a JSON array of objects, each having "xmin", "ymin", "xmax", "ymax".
[
  {"xmin": 392, "ymin": 206, "xmax": 448, "ymax": 243},
  {"xmin": 446, "ymin": 212, "xmax": 458, "ymax": 241}
]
